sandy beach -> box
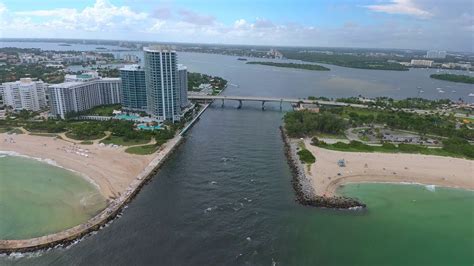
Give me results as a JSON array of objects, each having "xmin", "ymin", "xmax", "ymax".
[
  {"xmin": 0, "ymin": 133, "xmax": 156, "ymax": 200},
  {"xmin": 302, "ymin": 138, "xmax": 474, "ymax": 196}
]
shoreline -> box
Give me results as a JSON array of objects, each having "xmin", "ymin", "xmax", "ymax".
[
  {"xmin": 0, "ymin": 133, "xmax": 184, "ymax": 254},
  {"xmin": 0, "ymin": 150, "xmax": 102, "ymax": 191},
  {"xmin": 302, "ymin": 137, "xmax": 473, "ymax": 199},
  {"xmin": 280, "ymin": 127, "xmax": 366, "ymax": 209},
  {"xmin": 280, "ymin": 127, "xmax": 474, "ymax": 209}
]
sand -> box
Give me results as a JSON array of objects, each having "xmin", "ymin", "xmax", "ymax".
[
  {"xmin": 0, "ymin": 133, "xmax": 156, "ymax": 200},
  {"xmin": 303, "ymin": 138, "xmax": 474, "ymax": 196}
]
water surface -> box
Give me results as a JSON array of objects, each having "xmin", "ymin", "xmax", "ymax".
[{"xmin": 0, "ymin": 155, "xmax": 106, "ymax": 240}]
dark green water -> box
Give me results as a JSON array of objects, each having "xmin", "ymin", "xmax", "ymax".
[
  {"xmin": 0, "ymin": 155, "xmax": 106, "ymax": 240},
  {"xmin": 3, "ymin": 106, "xmax": 473, "ymax": 266},
  {"xmin": 0, "ymin": 51, "xmax": 473, "ymax": 265}
]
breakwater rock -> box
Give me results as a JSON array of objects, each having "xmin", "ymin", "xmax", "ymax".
[{"xmin": 279, "ymin": 126, "xmax": 366, "ymax": 209}]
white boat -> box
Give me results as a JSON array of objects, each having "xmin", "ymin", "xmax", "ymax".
[{"xmin": 469, "ymin": 93, "xmax": 474, "ymax": 97}]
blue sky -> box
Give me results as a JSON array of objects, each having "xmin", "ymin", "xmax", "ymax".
[{"xmin": 0, "ymin": 0, "xmax": 472, "ymax": 51}]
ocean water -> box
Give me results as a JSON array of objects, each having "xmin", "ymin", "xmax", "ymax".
[
  {"xmin": 3, "ymin": 106, "xmax": 473, "ymax": 266},
  {"xmin": 0, "ymin": 155, "xmax": 106, "ymax": 240},
  {"xmin": 0, "ymin": 42, "xmax": 473, "ymax": 265}
]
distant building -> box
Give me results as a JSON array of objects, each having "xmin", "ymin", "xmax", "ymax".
[
  {"xmin": 48, "ymin": 77, "xmax": 121, "ymax": 119},
  {"xmin": 64, "ymin": 71, "xmax": 100, "ymax": 82},
  {"xmin": 0, "ymin": 78, "xmax": 47, "ymax": 111},
  {"xmin": 144, "ymin": 46, "xmax": 181, "ymax": 122},
  {"xmin": 120, "ymin": 64, "xmax": 147, "ymax": 112},
  {"xmin": 426, "ymin": 50, "xmax": 447, "ymax": 59},
  {"xmin": 295, "ymin": 103, "xmax": 319, "ymax": 113},
  {"xmin": 123, "ymin": 54, "xmax": 140, "ymax": 63},
  {"xmin": 177, "ymin": 64, "xmax": 189, "ymax": 108},
  {"xmin": 411, "ymin": 59, "xmax": 434, "ymax": 67}
]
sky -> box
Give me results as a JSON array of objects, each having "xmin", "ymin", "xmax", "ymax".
[{"xmin": 0, "ymin": 0, "xmax": 472, "ymax": 52}]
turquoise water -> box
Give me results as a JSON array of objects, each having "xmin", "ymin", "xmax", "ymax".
[
  {"xmin": 115, "ymin": 114, "xmax": 140, "ymax": 121},
  {"xmin": 137, "ymin": 124, "xmax": 162, "ymax": 130},
  {"xmin": 0, "ymin": 155, "xmax": 106, "ymax": 240},
  {"xmin": 278, "ymin": 183, "xmax": 474, "ymax": 265}
]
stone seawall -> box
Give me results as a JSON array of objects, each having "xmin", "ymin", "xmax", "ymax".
[
  {"xmin": 279, "ymin": 126, "xmax": 366, "ymax": 209},
  {"xmin": 0, "ymin": 135, "xmax": 184, "ymax": 254}
]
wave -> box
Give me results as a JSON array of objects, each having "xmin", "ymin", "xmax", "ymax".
[{"xmin": 0, "ymin": 150, "xmax": 101, "ymax": 191}]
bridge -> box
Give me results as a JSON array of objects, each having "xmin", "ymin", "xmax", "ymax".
[{"xmin": 187, "ymin": 95, "xmax": 368, "ymax": 110}]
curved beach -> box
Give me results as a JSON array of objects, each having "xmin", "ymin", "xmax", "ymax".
[
  {"xmin": 0, "ymin": 132, "xmax": 183, "ymax": 253},
  {"xmin": 302, "ymin": 138, "xmax": 474, "ymax": 196}
]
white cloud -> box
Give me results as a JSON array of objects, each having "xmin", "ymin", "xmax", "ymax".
[
  {"xmin": 0, "ymin": 0, "xmax": 472, "ymax": 52},
  {"xmin": 366, "ymin": 0, "xmax": 432, "ymax": 18},
  {"xmin": 12, "ymin": 0, "xmax": 147, "ymax": 32}
]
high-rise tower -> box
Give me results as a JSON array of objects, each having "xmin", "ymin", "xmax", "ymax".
[{"xmin": 144, "ymin": 46, "xmax": 180, "ymax": 122}]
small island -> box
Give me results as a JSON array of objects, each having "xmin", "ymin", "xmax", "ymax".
[
  {"xmin": 246, "ymin": 61, "xmax": 330, "ymax": 71},
  {"xmin": 430, "ymin": 74, "xmax": 474, "ymax": 84}
]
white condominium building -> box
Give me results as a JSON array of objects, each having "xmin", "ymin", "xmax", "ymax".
[
  {"xmin": 49, "ymin": 77, "xmax": 121, "ymax": 119},
  {"xmin": 0, "ymin": 78, "xmax": 47, "ymax": 111}
]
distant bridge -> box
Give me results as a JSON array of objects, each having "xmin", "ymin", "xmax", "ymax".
[{"xmin": 187, "ymin": 95, "xmax": 368, "ymax": 110}]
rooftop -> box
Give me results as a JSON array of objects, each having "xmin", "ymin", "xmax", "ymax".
[
  {"xmin": 143, "ymin": 45, "xmax": 176, "ymax": 53},
  {"xmin": 120, "ymin": 64, "xmax": 143, "ymax": 71}
]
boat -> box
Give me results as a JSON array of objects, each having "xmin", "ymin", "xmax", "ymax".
[
  {"xmin": 469, "ymin": 93, "xmax": 474, "ymax": 97},
  {"xmin": 237, "ymin": 58, "xmax": 247, "ymax": 61}
]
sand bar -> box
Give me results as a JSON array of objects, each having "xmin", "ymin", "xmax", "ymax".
[{"xmin": 303, "ymin": 138, "xmax": 474, "ymax": 196}]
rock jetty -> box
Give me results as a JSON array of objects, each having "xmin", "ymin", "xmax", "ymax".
[{"xmin": 280, "ymin": 126, "xmax": 366, "ymax": 209}]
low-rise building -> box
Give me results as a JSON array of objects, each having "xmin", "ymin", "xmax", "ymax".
[{"xmin": 410, "ymin": 59, "xmax": 434, "ymax": 67}]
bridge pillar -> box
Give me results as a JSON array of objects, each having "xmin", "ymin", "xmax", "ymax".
[
  {"xmin": 280, "ymin": 99, "xmax": 283, "ymax": 111},
  {"xmin": 261, "ymin": 101, "xmax": 266, "ymax": 111},
  {"xmin": 237, "ymin": 100, "xmax": 242, "ymax": 109},
  {"xmin": 221, "ymin": 99, "xmax": 224, "ymax": 108}
]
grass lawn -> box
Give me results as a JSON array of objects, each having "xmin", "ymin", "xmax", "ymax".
[
  {"xmin": 315, "ymin": 132, "xmax": 347, "ymax": 139},
  {"xmin": 84, "ymin": 104, "xmax": 121, "ymax": 116},
  {"xmin": 317, "ymin": 141, "xmax": 467, "ymax": 159},
  {"xmin": 101, "ymin": 135, "xmax": 150, "ymax": 146},
  {"xmin": 65, "ymin": 131, "xmax": 106, "ymax": 141},
  {"xmin": 125, "ymin": 144, "xmax": 160, "ymax": 155}
]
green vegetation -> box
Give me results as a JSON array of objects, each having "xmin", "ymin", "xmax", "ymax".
[
  {"xmin": 0, "ymin": 64, "xmax": 65, "ymax": 84},
  {"xmin": 333, "ymin": 107, "xmax": 473, "ymax": 140},
  {"xmin": 125, "ymin": 144, "xmax": 160, "ymax": 155},
  {"xmin": 314, "ymin": 139, "xmax": 473, "ymax": 159},
  {"xmin": 246, "ymin": 61, "xmax": 330, "ymax": 71},
  {"xmin": 187, "ymin": 72, "xmax": 227, "ymax": 94},
  {"xmin": 84, "ymin": 104, "xmax": 121, "ymax": 116},
  {"xmin": 284, "ymin": 111, "xmax": 347, "ymax": 138},
  {"xmin": 281, "ymin": 51, "xmax": 408, "ymax": 71},
  {"xmin": 24, "ymin": 120, "xmax": 67, "ymax": 133},
  {"xmin": 98, "ymin": 68, "xmax": 120, "ymax": 78},
  {"xmin": 430, "ymin": 74, "xmax": 474, "ymax": 84},
  {"xmin": 328, "ymin": 96, "xmax": 452, "ymax": 110},
  {"xmin": 66, "ymin": 122, "xmax": 106, "ymax": 140},
  {"xmin": 101, "ymin": 135, "xmax": 150, "ymax": 146},
  {"xmin": 80, "ymin": 140, "xmax": 94, "ymax": 145},
  {"xmin": 297, "ymin": 148, "xmax": 316, "ymax": 164}
]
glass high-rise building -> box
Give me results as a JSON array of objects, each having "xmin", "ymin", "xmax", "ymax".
[
  {"xmin": 120, "ymin": 64, "xmax": 147, "ymax": 112},
  {"xmin": 144, "ymin": 46, "xmax": 181, "ymax": 122},
  {"xmin": 177, "ymin": 64, "xmax": 188, "ymax": 108}
]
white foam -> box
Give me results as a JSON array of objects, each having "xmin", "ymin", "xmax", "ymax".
[
  {"xmin": 425, "ymin": 184, "xmax": 436, "ymax": 192},
  {"xmin": 0, "ymin": 150, "xmax": 101, "ymax": 190}
]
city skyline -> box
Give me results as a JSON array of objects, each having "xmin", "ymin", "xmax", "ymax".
[{"xmin": 0, "ymin": 0, "xmax": 472, "ymax": 52}]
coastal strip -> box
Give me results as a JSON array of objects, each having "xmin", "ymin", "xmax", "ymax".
[
  {"xmin": 280, "ymin": 126, "xmax": 366, "ymax": 209},
  {"xmin": 0, "ymin": 134, "xmax": 184, "ymax": 254}
]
